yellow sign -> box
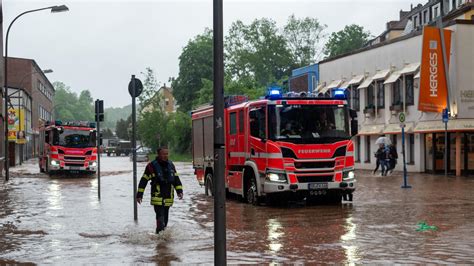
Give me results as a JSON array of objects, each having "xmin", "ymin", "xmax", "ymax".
[{"xmin": 8, "ymin": 108, "xmax": 27, "ymax": 144}]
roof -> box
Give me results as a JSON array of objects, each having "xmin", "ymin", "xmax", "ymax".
[{"xmin": 7, "ymin": 57, "xmax": 55, "ymax": 91}]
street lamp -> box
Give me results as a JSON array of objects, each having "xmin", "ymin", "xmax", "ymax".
[{"xmin": 4, "ymin": 5, "xmax": 69, "ymax": 181}]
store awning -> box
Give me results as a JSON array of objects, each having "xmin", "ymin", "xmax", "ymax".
[
  {"xmin": 358, "ymin": 124, "xmax": 385, "ymax": 135},
  {"xmin": 326, "ymin": 79, "xmax": 343, "ymax": 89},
  {"xmin": 347, "ymin": 75, "xmax": 365, "ymax": 86},
  {"xmin": 315, "ymin": 82, "xmax": 326, "ymax": 93},
  {"xmin": 372, "ymin": 69, "xmax": 391, "ymax": 81},
  {"xmin": 384, "ymin": 122, "xmax": 414, "ymax": 134},
  {"xmin": 339, "ymin": 80, "xmax": 350, "ymax": 89},
  {"xmin": 400, "ymin": 62, "xmax": 420, "ymax": 75},
  {"xmin": 384, "ymin": 71, "xmax": 402, "ymax": 84},
  {"xmin": 358, "ymin": 75, "xmax": 374, "ymax": 89},
  {"xmin": 414, "ymin": 71, "xmax": 420, "ymax": 79},
  {"xmin": 414, "ymin": 119, "xmax": 474, "ymax": 133}
]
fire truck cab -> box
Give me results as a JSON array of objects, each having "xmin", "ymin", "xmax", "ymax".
[
  {"xmin": 192, "ymin": 88, "xmax": 358, "ymax": 204},
  {"xmin": 39, "ymin": 120, "xmax": 98, "ymax": 175}
]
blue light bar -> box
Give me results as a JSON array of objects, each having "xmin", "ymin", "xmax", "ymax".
[
  {"xmin": 333, "ymin": 88, "xmax": 346, "ymax": 99},
  {"xmin": 265, "ymin": 86, "xmax": 282, "ymax": 99}
]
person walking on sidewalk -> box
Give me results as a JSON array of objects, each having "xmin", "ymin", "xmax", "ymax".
[
  {"xmin": 373, "ymin": 144, "xmax": 385, "ymax": 175},
  {"xmin": 136, "ymin": 147, "xmax": 183, "ymax": 234}
]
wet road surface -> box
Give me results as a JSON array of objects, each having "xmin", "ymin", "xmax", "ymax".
[{"xmin": 1, "ymin": 156, "xmax": 474, "ymax": 264}]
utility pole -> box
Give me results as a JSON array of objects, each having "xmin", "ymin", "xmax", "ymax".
[
  {"xmin": 95, "ymin": 99, "xmax": 104, "ymax": 200},
  {"xmin": 213, "ymin": 0, "xmax": 226, "ymax": 264}
]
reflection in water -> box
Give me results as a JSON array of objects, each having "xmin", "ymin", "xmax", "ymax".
[
  {"xmin": 88, "ymin": 178, "xmax": 99, "ymax": 209},
  {"xmin": 341, "ymin": 216, "xmax": 360, "ymax": 264},
  {"xmin": 47, "ymin": 181, "xmax": 63, "ymax": 211},
  {"xmin": 267, "ymin": 218, "xmax": 284, "ymax": 254}
]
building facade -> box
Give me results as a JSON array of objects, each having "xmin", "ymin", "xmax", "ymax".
[
  {"xmin": 317, "ymin": 3, "xmax": 474, "ymax": 176},
  {"xmin": 6, "ymin": 57, "xmax": 54, "ymax": 165},
  {"xmin": 289, "ymin": 64, "xmax": 319, "ymax": 93}
]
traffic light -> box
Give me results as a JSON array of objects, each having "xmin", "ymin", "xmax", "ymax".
[{"xmin": 95, "ymin": 100, "xmax": 104, "ymax": 122}]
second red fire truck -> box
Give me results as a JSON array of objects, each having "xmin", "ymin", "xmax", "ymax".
[
  {"xmin": 192, "ymin": 88, "xmax": 358, "ymax": 204},
  {"xmin": 39, "ymin": 120, "xmax": 98, "ymax": 175}
]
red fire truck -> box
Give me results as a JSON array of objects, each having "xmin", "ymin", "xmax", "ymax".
[
  {"xmin": 192, "ymin": 89, "xmax": 358, "ymax": 204},
  {"xmin": 39, "ymin": 120, "xmax": 98, "ymax": 175}
]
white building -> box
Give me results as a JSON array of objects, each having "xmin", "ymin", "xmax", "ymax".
[{"xmin": 318, "ymin": 3, "xmax": 474, "ymax": 175}]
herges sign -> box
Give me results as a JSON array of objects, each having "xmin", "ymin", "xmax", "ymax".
[{"xmin": 418, "ymin": 26, "xmax": 452, "ymax": 113}]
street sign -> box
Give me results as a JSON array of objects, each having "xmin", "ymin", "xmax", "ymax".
[
  {"xmin": 399, "ymin": 112, "xmax": 406, "ymax": 123},
  {"xmin": 442, "ymin": 108, "xmax": 449, "ymax": 123},
  {"xmin": 128, "ymin": 78, "xmax": 143, "ymax": 97}
]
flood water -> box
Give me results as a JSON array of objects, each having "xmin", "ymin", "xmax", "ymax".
[{"xmin": 1, "ymin": 156, "xmax": 474, "ymax": 264}]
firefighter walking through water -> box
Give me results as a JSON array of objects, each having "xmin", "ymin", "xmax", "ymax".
[{"xmin": 136, "ymin": 147, "xmax": 183, "ymax": 234}]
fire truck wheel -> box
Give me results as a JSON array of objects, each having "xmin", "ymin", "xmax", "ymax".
[
  {"xmin": 205, "ymin": 172, "xmax": 214, "ymax": 196},
  {"xmin": 246, "ymin": 176, "xmax": 260, "ymax": 206}
]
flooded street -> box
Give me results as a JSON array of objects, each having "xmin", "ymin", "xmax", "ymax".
[{"xmin": 1, "ymin": 156, "xmax": 474, "ymax": 264}]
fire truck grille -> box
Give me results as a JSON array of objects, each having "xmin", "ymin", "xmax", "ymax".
[
  {"xmin": 65, "ymin": 162, "xmax": 85, "ymax": 167},
  {"xmin": 64, "ymin": 156, "xmax": 86, "ymax": 161},
  {"xmin": 295, "ymin": 161, "xmax": 335, "ymax": 169},
  {"xmin": 297, "ymin": 175, "xmax": 333, "ymax": 183}
]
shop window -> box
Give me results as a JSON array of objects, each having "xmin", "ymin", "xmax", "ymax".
[
  {"xmin": 408, "ymin": 134, "xmax": 415, "ymax": 164},
  {"xmin": 355, "ymin": 136, "xmax": 361, "ymax": 162},
  {"xmin": 365, "ymin": 136, "xmax": 371, "ymax": 163},
  {"xmin": 353, "ymin": 86, "xmax": 360, "ymax": 111},
  {"xmin": 376, "ymin": 81, "xmax": 384, "ymax": 109},
  {"xmin": 405, "ymin": 75, "xmax": 414, "ymax": 105},
  {"xmin": 229, "ymin": 112, "xmax": 237, "ymax": 135}
]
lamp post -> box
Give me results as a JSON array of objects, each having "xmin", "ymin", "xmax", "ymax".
[{"xmin": 4, "ymin": 5, "xmax": 68, "ymax": 181}]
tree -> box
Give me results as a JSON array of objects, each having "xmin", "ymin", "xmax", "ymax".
[
  {"xmin": 323, "ymin": 24, "xmax": 371, "ymax": 58},
  {"xmin": 172, "ymin": 29, "xmax": 213, "ymax": 112},
  {"xmin": 102, "ymin": 128, "xmax": 114, "ymax": 138},
  {"xmin": 139, "ymin": 67, "xmax": 160, "ymax": 108},
  {"xmin": 115, "ymin": 116, "xmax": 131, "ymax": 140},
  {"xmin": 283, "ymin": 15, "xmax": 327, "ymax": 66},
  {"xmin": 53, "ymin": 81, "xmax": 94, "ymax": 121},
  {"xmin": 225, "ymin": 18, "xmax": 293, "ymax": 86}
]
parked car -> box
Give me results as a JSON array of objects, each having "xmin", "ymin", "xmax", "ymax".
[{"xmin": 130, "ymin": 147, "xmax": 152, "ymax": 162}]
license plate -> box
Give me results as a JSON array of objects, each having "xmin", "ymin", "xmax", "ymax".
[
  {"xmin": 308, "ymin": 183, "xmax": 328, "ymax": 190},
  {"xmin": 69, "ymin": 166, "xmax": 80, "ymax": 170}
]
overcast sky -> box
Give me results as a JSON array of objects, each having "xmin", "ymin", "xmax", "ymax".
[{"xmin": 4, "ymin": 0, "xmax": 414, "ymax": 108}]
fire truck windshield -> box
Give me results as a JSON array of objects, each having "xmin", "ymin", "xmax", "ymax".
[
  {"xmin": 268, "ymin": 104, "xmax": 350, "ymax": 144},
  {"xmin": 52, "ymin": 129, "xmax": 96, "ymax": 148}
]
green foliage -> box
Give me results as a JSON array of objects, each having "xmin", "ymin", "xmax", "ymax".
[
  {"xmin": 283, "ymin": 14, "xmax": 327, "ymax": 66},
  {"xmin": 172, "ymin": 29, "xmax": 213, "ymax": 113},
  {"xmin": 103, "ymin": 105, "xmax": 131, "ymax": 130},
  {"xmin": 323, "ymin": 24, "xmax": 371, "ymax": 58},
  {"xmin": 115, "ymin": 115, "xmax": 132, "ymax": 140},
  {"xmin": 102, "ymin": 128, "xmax": 114, "ymax": 138},
  {"xmin": 139, "ymin": 67, "xmax": 160, "ymax": 108},
  {"xmin": 53, "ymin": 81, "xmax": 94, "ymax": 121}
]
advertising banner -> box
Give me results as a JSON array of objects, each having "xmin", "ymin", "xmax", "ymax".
[
  {"xmin": 418, "ymin": 26, "xmax": 452, "ymax": 113},
  {"xmin": 8, "ymin": 108, "xmax": 27, "ymax": 144}
]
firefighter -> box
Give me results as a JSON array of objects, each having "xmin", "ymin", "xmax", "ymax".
[{"xmin": 136, "ymin": 147, "xmax": 183, "ymax": 234}]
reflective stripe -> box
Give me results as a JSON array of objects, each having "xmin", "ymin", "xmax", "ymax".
[
  {"xmin": 175, "ymin": 185, "xmax": 183, "ymax": 190},
  {"xmin": 143, "ymin": 174, "xmax": 151, "ymax": 180},
  {"xmin": 230, "ymin": 152, "xmax": 283, "ymax": 159},
  {"xmin": 346, "ymin": 151, "xmax": 354, "ymax": 156},
  {"xmin": 138, "ymin": 188, "xmax": 145, "ymax": 192}
]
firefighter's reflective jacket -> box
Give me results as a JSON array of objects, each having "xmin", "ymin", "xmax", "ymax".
[{"xmin": 136, "ymin": 159, "xmax": 183, "ymax": 206}]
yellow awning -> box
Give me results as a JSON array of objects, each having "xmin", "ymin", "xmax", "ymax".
[
  {"xmin": 326, "ymin": 79, "xmax": 343, "ymax": 89},
  {"xmin": 358, "ymin": 124, "xmax": 385, "ymax": 135},
  {"xmin": 347, "ymin": 75, "xmax": 365, "ymax": 86},
  {"xmin": 372, "ymin": 69, "xmax": 391, "ymax": 80},
  {"xmin": 414, "ymin": 119, "xmax": 474, "ymax": 133},
  {"xmin": 400, "ymin": 62, "xmax": 420, "ymax": 75},
  {"xmin": 384, "ymin": 71, "xmax": 401, "ymax": 84},
  {"xmin": 384, "ymin": 122, "xmax": 414, "ymax": 134}
]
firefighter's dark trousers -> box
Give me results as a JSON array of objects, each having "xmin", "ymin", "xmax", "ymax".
[{"xmin": 154, "ymin": 205, "xmax": 170, "ymax": 233}]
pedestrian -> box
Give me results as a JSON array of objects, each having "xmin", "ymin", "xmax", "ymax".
[
  {"xmin": 136, "ymin": 147, "xmax": 183, "ymax": 234},
  {"xmin": 387, "ymin": 144, "xmax": 398, "ymax": 175},
  {"xmin": 373, "ymin": 144, "xmax": 385, "ymax": 175}
]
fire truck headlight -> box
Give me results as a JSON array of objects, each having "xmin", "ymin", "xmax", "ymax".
[
  {"xmin": 90, "ymin": 161, "xmax": 97, "ymax": 167},
  {"xmin": 343, "ymin": 171, "xmax": 355, "ymax": 181},
  {"xmin": 266, "ymin": 172, "xmax": 287, "ymax": 183},
  {"xmin": 51, "ymin": 160, "xmax": 59, "ymax": 166}
]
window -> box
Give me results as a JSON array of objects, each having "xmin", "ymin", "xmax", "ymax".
[
  {"xmin": 367, "ymin": 84, "xmax": 375, "ymax": 107},
  {"xmin": 165, "ymin": 99, "xmax": 169, "ymax": 106},
  {"xmin": 353, "ymin": 86, "xmax": 360, "ymax": 111},
  {"xmin": 229, "ymin": 112, "xmax": 237, "ymax": 135},
  {"xmin": 434, "ymin": 6, "xmax": 439, "ymax": 18},
  {"xmin": 365, "ymin": 136, "xmax": 371, "ymax": 163},
  {"xmin": 405, "ymin": 75, "xmax": 414, "ymax": 105},
  {"xmin": 376, "ymin": 81, "xmax": 384, "ymax": 108},
  {"xmin": 392, "ymin": 79, "xmax": 403, "ymax": 105},
  {"xmin": 346, "ymin": 88, "xmax": 352, "ymax": 108},
  {"xmin": 249, "ymin": 107, "xmax": 266, "ymax": 139},
  {"xmin": 423, "ymin": 10, "xmax": 429, "ymax": 24},
  {"xmin": 239, "ymin": 110, "xmax": 244, "ymax": 133},
  {"xmin": 391, "ymin": 134, "xmax": 397, "ymax": 148},
  {"xmin": 413, "ymin": 15, "xmax": 419, "ymax": 28},
  {"xmin": 408, "ymin": 134, "xmax": 415, "ymax": 164}
]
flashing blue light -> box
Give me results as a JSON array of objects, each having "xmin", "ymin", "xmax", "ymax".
[
  {"xmin": 266, "ymin": 86, "xmax": 282, "ymax": 99},
  {"xmin": 333, "ymin": 88, "xmax": 346, "ymax": 99}
]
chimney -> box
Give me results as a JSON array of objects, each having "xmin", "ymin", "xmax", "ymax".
[{"xmin": 411, "ymin": 4, "xmax": 413, "ymax": 10}]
